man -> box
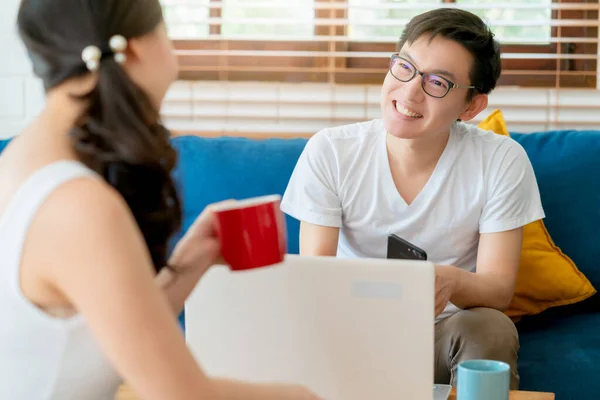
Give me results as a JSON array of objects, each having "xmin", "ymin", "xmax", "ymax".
[{"xmin": 280, "ymin": 8, "xmax": 545, "ymax": 390}]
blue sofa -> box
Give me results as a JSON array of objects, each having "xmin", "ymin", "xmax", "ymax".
[
  {"xmin": 2, "ymin": 129, "xmax": 599, "ymax": 399},
  {"xmin": 169, "ymin": 129, "xmax": 600, "ymax": 400}
]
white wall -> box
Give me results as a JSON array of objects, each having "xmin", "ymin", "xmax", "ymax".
[
  {"xmin": 1, "ymin": 0, "xmax": 599, "ymax": 139},
  {"xmin": 0, "ymin": 0, "xmax": 45, "ymax": 139},
  {"xmin": 161, "ymin": 82, "xmax": 600, "ymax": 135}
]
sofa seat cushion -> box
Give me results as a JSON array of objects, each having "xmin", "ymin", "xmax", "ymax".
[{"xmin": 518, "ymin": 311, "xmax": 600, "ymax": 399}]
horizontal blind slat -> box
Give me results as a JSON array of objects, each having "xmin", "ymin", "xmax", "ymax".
[
  {"xmin": 172, "ymin": 17, "xmax": 598, "ymax": 28},
  {"xmin": 161, "ymin": 1, "xmax": 599, "ymax": 11},
  {"xmin": 163, "ymin": 0, "xmax": 599, "ymax": 89},
  {"xmin": 176, "ymin": 49, "xmax": 599, "ymax": 60}
]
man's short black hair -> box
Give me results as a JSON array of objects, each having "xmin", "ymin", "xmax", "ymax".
[{"xmin": 398, "ymin": 8, "xmax": 502, "ymax": 97}]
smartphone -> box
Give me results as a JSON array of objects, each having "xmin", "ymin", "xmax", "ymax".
[{"xmin": 387, "ymin": 234, "xmax": 427, "ymax": 261}]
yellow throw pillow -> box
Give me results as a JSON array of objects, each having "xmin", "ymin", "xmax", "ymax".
[{"xmin": 477, "ymin": 110, "xmax": 596, "ymax": 319}]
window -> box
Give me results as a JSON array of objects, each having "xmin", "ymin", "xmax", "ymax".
[
  {"xmin": 347, "ymin": 0, "xmax": 442, "ymax": 40},
  {"xmin": 222, "ymin": 0, "xmax": 315, "ymax": 37},
  {"xmin": 347, "ymin": 0, "xmax": 552, "ymax": 44},
  {"xmin": 162, "ymin": 0, "xmax": 210, "ymax": 38},
  {"xmin": 454, "ymin": 0, "xmax": 553, "ymax": 44},
  {"xmin": 162, "ymin": 0, "xmax": 315, "ymax": 39},
  {"xmin": 161, "ymin": 0, "xmax": 599, "ymax": 88}
]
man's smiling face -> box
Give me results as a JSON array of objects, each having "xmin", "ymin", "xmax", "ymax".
[{"xmin": 380, "ymin": 34, "xmax": 479, "ymax": 140}]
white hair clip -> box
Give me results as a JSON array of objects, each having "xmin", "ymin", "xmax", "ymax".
[
  {"xmin": 81, "ymin": 35, "xmax": 127, "ymax": 72},
  {"xmin": 81, "ymin": 45, "xmax": 101, "ymax": 72},
  {"xmin": 109, "ymin": 35, "xmax": 128, "ymax": 64}
]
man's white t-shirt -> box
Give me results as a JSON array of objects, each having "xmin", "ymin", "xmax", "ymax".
[{"xmin": 280, "ymin": 119, "xmax": 545, "ymax": 322}]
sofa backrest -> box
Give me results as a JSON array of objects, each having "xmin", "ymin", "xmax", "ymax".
[
  {"xmin": 171, "ymin": 130, "xmax": 600, "ymax": 292},
  {"xmin": 510, "ymin": 130, "xmax": 600, "ymax": 290},
  {"xmin": 170, "ymin": 135, "xmax": 308, "ymax": 254},
  {"xmin": 0, "ymin": 140, "xmax": 8, "ymax": 153},
  {"xmin": 3, "ymin": 131, "xmax": 599, "ymax": 292}
]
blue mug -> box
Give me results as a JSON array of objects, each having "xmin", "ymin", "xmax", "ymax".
[{"xmin": 457, "ymin": 359, "xmax": 510, "ymax": 400}]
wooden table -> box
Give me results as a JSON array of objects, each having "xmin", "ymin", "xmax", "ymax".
[
  {"xmin": 116, "ymin": 385, "xmax": 555, "ymax": 399},
  {"xmin": 116, "ymin": 386, "xmax": 136, "ymax": 400},
  {"xmin": 448, "ymin": 387, "xmax": 555, "ymax": 399}
]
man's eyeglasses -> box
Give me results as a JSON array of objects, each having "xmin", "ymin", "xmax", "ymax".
[{"xmin": 389, "ymin": 54, "xmax": 478, "ymax": 99}]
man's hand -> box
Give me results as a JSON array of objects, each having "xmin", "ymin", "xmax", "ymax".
[
  {"xmin": 434, "ymin": 265, "xmax": 458, "ymax": 317},
  {"xmin": 442, "ymin": 228, "xmax": 523, "ymax": 313},
  {"xmin": 433, "ymin": 228, "xmax": 523, "ymax": 316}
]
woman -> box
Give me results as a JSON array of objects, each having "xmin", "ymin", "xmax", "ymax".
[{"xmin": 0, "ymin": 1, "xmax": 321, "ymax": 399}]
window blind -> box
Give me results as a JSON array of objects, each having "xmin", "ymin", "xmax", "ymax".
[
  {"xmin": 160, "ymin": 0, "xmax": 599, "ymax": 89},
  {"xmin": 158, "ymin": 0, "xmax": 600, "ymax": 135}
]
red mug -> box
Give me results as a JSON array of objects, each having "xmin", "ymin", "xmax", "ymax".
[{"xmin": 213, "ymin": 194, "xmax": 287, "ymax": 271}]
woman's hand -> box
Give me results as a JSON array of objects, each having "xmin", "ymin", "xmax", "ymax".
[
  {"xmin": 168, "ymin": 200, "xmax": 236, "ymax": 275},
  {"xmin": 157, "ymin": 200, "xmax": 236, "ymax": 315}
]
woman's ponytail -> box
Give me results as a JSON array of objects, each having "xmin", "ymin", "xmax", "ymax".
[
  {"xmin": 18, "ymin": 0, "xmax": 181, "ymax": 272},
  {"xmin": 70, "ymin": 59, "xmax": 182, "ymax": 272}
]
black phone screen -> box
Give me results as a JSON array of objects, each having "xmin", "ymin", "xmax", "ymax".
[{"xmin": 386, "ymin": 234, "xmax": 427, "ymax": 261}]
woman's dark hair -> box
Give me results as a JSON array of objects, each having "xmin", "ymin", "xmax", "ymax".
[
  {"xmin": 398, "ymin": 8, "xmax": 502, "ymax": 97},
  {"xmin": 17, "ymin": 0, "xmax": 181, "ymax": 273}
]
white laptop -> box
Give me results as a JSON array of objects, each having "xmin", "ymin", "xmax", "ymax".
[{"xmin": 185, "ymin": 254, "xmax": 439, "ymax": 400}]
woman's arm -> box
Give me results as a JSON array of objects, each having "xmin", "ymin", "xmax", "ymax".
[
  {"xmin": 29, "ymin": 178, "xmax": 319, "ymax": 400},
  {"xmin": 155, "ymin": 262, "xmax": 207, "ymax": 315},
  {"xmin": 155, "ymin": 199, "xmax": 235, "ymax": 316}
]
